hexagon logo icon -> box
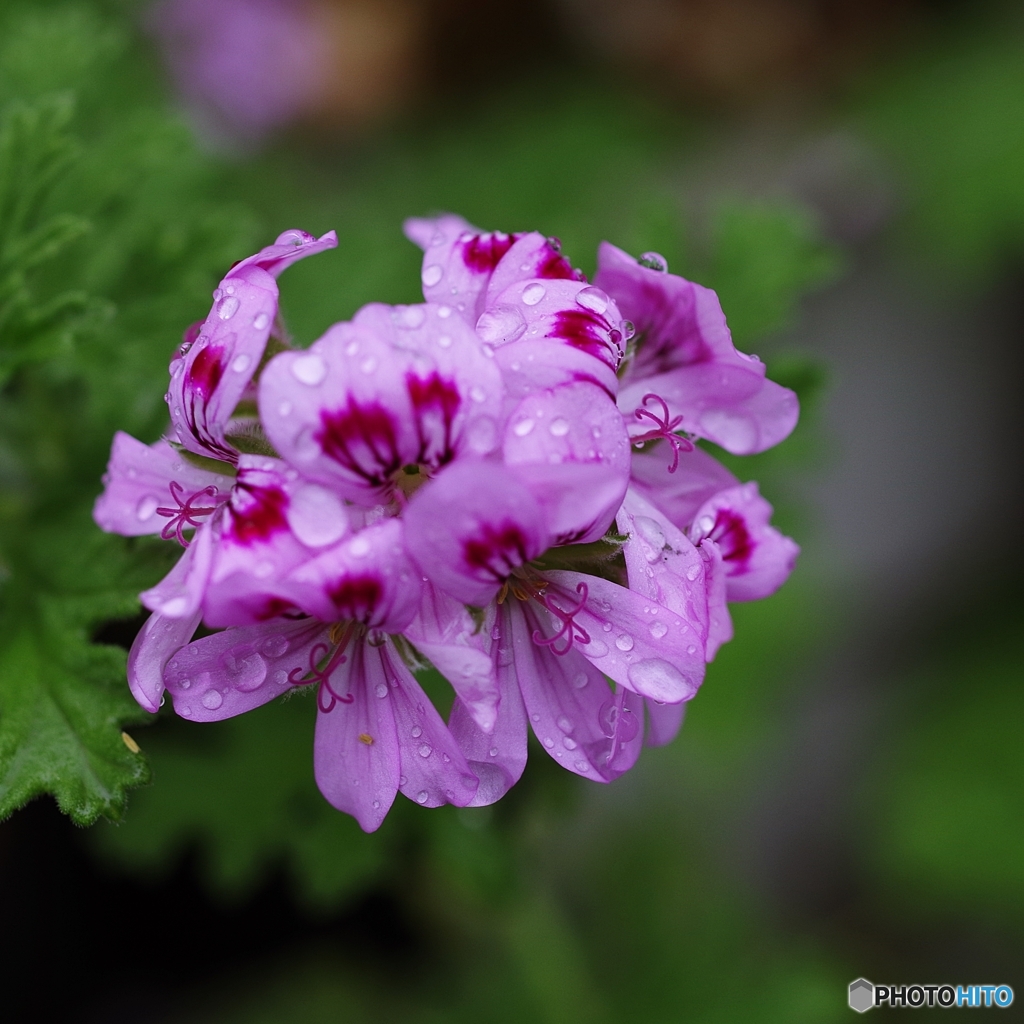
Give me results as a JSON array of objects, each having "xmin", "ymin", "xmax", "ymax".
[{"xmin": 849, "ymin": 978, "xmax": 874, "ymax": 1013}]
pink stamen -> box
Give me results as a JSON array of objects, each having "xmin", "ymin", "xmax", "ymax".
[
  {"xmin": 532, "ymin": 581, "xmax": 591, "ymax": 656},
  {"xmin": 288, "ymin": 627, "xmax": 357, "ymax": 713},
  {"xmin": 156, "ymin": 480, "xmax": 222, "ymax": 546},
  {"xmin": 632, "ymin": 393, "xmax": 694, "ymax": 473}
]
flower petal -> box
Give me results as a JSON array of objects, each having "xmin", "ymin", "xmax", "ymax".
[
  {"xmin": 538, "ymin": 570, "xmax": 706, "ymax": 704},
  {"xmin": 405, "ymin": 585, "xmax": 499, "ymax": 732},
  {"xmin": 314, "ymin": 641, "xmax": 400, "ymax": 832},
  {"xmin": 284, "ymin": 518, "xmax": 421, "ymax": 632},
  {"xmin": 93, "ymin": 432, "xmax": 233, "ymax": 538},
  {"xmin": 503, "ymin": 381, "xmax": 630, "ymax": 544},
  {"xmin": 164, "ymin": 617, "xmax": 327, "ymax": 722},
  {"xmin": 405, "ymin": 460, "xmax": 551, "ymax": 607},
  {"xmin": 689, "ymin": 483, "xmax": 800, "ymax": 601},
  {"xmin": 140, "ymin": 516, "xmax": 216, "ymax": 618},
  {"xmin": 126, "ymin": 609, "xmax": 202, "ymax": 713},
  {"xmin": 629, "ymin": 445, "xmax": 737, "ymax": 530},
  {"xmin": 483, "ymin": 232, "xmax": 582, "ymax": 306},
  {"xmin": 510, "ymin": 600, "xmax": 643, "ymax": 781},
  {"xmin": 644, "ymin": 699, "xmax": 686, "ymax": 747}
]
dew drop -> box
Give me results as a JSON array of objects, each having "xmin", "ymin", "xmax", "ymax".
[
  {"xmin": 575, "ymin": 286, "xmax": 608, "ymax": 314},
  {"xmin": 522, "ymin": 283, "xmax": 546, "ymax": 306},
  {"xmin": 639, "ymin": 252, "xmax": 668, "ymax": 272},
  {"xmin": 217, "ymin": 295, "xmax": 239, "ymax": 320},
  {"xmin": 396, "ymin": 306, "xmax": 425, "ymax": 329},
  {"xmin": 278, "ymin": 400, "xmax": 292, "ymax": 416},
  {"xmin": 548, "ymin": 417, "xmax": 570, "ymax": 437},
  {"xmin": 476, "ymin": 304, "xmax": 526, "ymax": 344},
  {"xmin": 556, "ymin": 715, "xmax": 573, "ymax": 732},
  {"xmin": 438, "ymin": 305, "xmax": 452, "ymax": 318},
  {"xmin": 272, "ymin": 669, "xmax": 289, "ymax": 685},
  {"xmin": 291, "ymin": 353, "xmax": 326, "ymax": 386},
  {"xmin": 372, "ymin": 800, "xmax": 381, "ymax": 809},
  {"xmin": 258, "ymin": 634, "xmax": 290, "ymax": 658},
  {"xmin": 687, "ymin": 644, "xmax": 697, "ymax": 655},
  {"xmin": 375, "ymin": 682, "xmax": 388, "ymax": 698},
  {"xmin": 574, "ymin": 760, "xmax": 590, "ymax": 773},
  {"xmin": 615, "ymin": 634, "xmax": 634, "ymax": 652},
  {"xmin": 543, "ymin": 737, "xmax": 554, "ymax": 749},
  {"xmin": 602, "ymin": 622, "xmax": 612, "ymax": 632},
  {"xmin": 489, "ymin": 747, "xmax": 499, "ymax": 757},
  {"xmin": 411, "ymin": 726, "xmax": 422, "ymax": 738},
  {"xmin": 470, "ymin": 386, "xmax": 486, "ymax": 402},
  {"xmin": 531, "ymin": 714, "xmax": 540, "ymax": 723},
  {"xmin": 627, "ymin": 658, "xmax": 690, "ymax": 702},
  {"xmin": 253, "ymin": 312, "xmax": 270, "ymax": 330},
  {"xmin": 418, "ymin": 743, "xmax": 432, "ymax": 758},
  {"xmin": 179, "ymin": 678, "xmax": 191, "ymax": 690},
  {"xmin": 562, "ymin": 736, "xmax": 578, "ymax": 750},
  {"xmin": 231, "ymin": 354, "xmax": 251, "ymax": 373},
  {"xmin": 685, "ymin": 563, "xmax": 700, "ymax": 581},
  {"xmin": 180, "ymin": 706, "xmax": 192, "ymax": 716},
  {"xmin": 136, "ymin": 495, "xmax": 159, "ymax": 522},
  {"xmin": 360, "ymin": 357, "xmax": 377, "ymax": 374},
  {"xmin": 584, "ymin": 639, "xmax": 608, "ymax": 658},
  {"xmin": 437, "ymin": 334, "xmax": 453, "ymax": 348},
  {"xmin": 649, "ymin": 621, "xmax": 669, "ymax": 639},
  {"xmin": 512, "ymin": 418, "xmax": 535, "ymax": 437},
  {"xmin": 572, "ymin": 672, "xmax": 589, "ymax": 688},
  {"xmin": 622, "ymin": 319, "xmax": 636, "ymax": 340},
  {"xmin": 202, "ymin": 690, "xmax": 223, "ymax": 710},
  {"xmin": 416, "ymin": 790, "xmax": 428, "ymax": 804},
  {"xmin": 422, "ymin": 264, "xmax": 443, "ymax": 287}
]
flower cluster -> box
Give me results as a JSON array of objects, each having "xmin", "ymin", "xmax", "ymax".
[{"xmin": 95, "ymin": 217, "xmax": 799, "ymax": 831}]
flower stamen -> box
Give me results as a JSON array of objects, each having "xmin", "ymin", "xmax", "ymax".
[
  {"xmin": 532, "ymin": 581, "xmax": 591, "ymax": 656},
  {"xmin": 632, "ymin": 393, "xmax": 694, "ymax": 473},
  {"xmin": 156, "ymin": 480, "xmax": 222, "ymax": 546}
]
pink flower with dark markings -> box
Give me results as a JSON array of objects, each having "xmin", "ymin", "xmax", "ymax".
[
  {"xmin": 96, "ymin": 213, "xmax": 802, "ymax": 831},
  {"xmin": 593, "ymin": 242, "xmax": 799, "ymax": 458}
]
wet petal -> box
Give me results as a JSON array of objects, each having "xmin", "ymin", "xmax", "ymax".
[
  {"xmin": 164, "ymin": 617, "xmax": 327, "ymax": 722},
  {"xmin": 629, "ymin": 445, "xmax": 737, "ymax": 530},
  {"xmin": 314, "ymin": 641, "xmax": 400, "ymax": 832},
  {"xmin": 493, "ymin": 337, "xmax": 619, "ymax": 402},
  {"xmin": 140, "ymin": 516, "xmax": 216, "ymax": 619},
  {"xmin": 404, "ymin": 460, "xmax": 551, "ymax": 607},
  {"xmin": 405, "ymin": 585, "xmax": 499, "ymax": 732},
  {"xmin": 689, "ymin": 483, "xmax": 800, "ymax": 601},
  {"xmin": 698, "ymin": 538, "xmax": 733, "ymax": 661},
  {"xmin": 503, "ymin": 381, "xmax": 630, "ymax": 544},
  {"xmin": 644, "ymin": 699, "xmax": 686, "ymax": 747},
  {"xmin": 93, "ymin": 432, "xmax": 232, "ymax": 538},
  {"xmin": 483, "ymin": 232, "xmax": 582, "ymax": 306},
  {"xmin": 538, "ymin": 570, "xmax": 706, "ymax": 704},
  {"xmin": 126, "ymin": 609, "xmax": 202, "ymax": 713},
  {"xmin": 284, "ymin": 519, "xmax": 421, "ymax": 632},
  {"xmin": 511, "ymin": 601, "xmax": 643, "ymax": 781}
]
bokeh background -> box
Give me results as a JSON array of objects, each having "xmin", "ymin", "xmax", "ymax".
[{"xmin": 1, "ymin": 0, "xmax": 1022, "ymax": 1020}]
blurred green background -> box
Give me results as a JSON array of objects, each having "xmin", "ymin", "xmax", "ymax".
[{"xmin": 0, "ymin": 1, "xmax": 1022, "ymax": 1020}]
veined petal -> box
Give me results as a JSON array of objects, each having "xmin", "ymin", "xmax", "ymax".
[
  {"xmin": 509, "ymin": 600, "xmax": 644, "ymax": 781},
  {"xmin": 483, "ymin": 232, "xmax": 583, "ymax": 306},
  {"xmin": 126, "ymin": 609, "xmax": 202, "ymax": 713},
  {"xmin": 503, "ymin": 381, "xmax": 630, "ymax": 544},
  {"xmin": 164, "ymin": 617, "xmax": 327, "ymax": 722},
  {"xmin": 167, "ymin": 229, "xmax": 335, "ymax": 463},
  {"xmin": 314, "ymin": 640, "xmax": 400, "ymax": 832},
  {"xmin": 493, "ymin": 337, "xmax": 619, "ymax": 401},
  {"xmin": 284, "ymin": 519, "xmax": 421, "ymax": 632},
  {"xmin": 260, "ymin": 306, "xmax": 502, "ymax": 501},
  {"xmin": 404, "ymin": 213, "xmax": 522, "ymax": 322},
  {"xmin": 380, "ymin": 642, "xmax": 480, "ymax": 809},
  {"xmin": 140, "ymin": 516, "xmax": 216, "ymax": 619},
  {"xmin": 698, "ymin": 538, "xmax": 733, "ymax": 661},
  {"xmin": 93, "ymin": 432, "xmax": 232, "ymax": 538},
  {"xmin": 405, "ymin": 585, "xmax": 499, "ymax": 732},
  {"xmin": 617, "ymin": 487, "xmax": 709, "ymax": 649},
  {"xmin": 404, "ymin": 460, "xmax": 552, "ymax": 607},
  {"xmin": 489, "ymin": 278, "xmax": 626, "ymax": 373},
  {"xmin": 538, "ymin": 570, "xmax": 706, "ymax": 704},
  {"xmin": 689, "ymin": 483, "xmax": 800, "ymax": 602}
]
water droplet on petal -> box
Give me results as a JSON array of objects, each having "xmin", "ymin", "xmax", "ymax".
[
  {"xmin": 136, "ymin": 495, "xmax": 159, "ymax": 522},
  {"xmin": 416, "ymin": 790, "xmax": 428, "ymax": 804},
  {"xmin": 615, "ymin": 634, "xmax": 634, "ymax": 652},
  {"xmin": 627, "ymin": 658, "xmax": 690, "ymax": 702},
  {"xmin": 687, "ymin": 644, "xmax": 697, "ymax": 655},
  {"xmin": 476, "ymin": 304, "xmax": 526, "ymax": 344},
  {"xmin": 418, "ymin": 744, "xmax": 432, "ymax": 758},
  {"xmin": 258, "ymin": 635, "xmax": 290, "ymax": 658},
  {"xmin": 422, "ymin": 264, "xmax": 443, "ymax": 287},
  {"xmin": 360, "ymin": 357, "xmax": 377, "ymax": 374},
  {"xmin": 438, "ymin": 305, "xmax": 452, "ymax": 318},
  {"xmin": 253, "ymin": 312, "xmax": 270, "ymax": 330},
  {"xmin": 180, "ymin": 706, "xmax": 192, "ymax": 716},
  {"xmin": 396, "ymin": 306, "xmax": 425, "ymax": 329},
  {"xmin": 489, "ymin": 747, "xmax": 499, "ymax": 757},
  {"xmin": 556, "ymin": 715, "xmax": 573, "ymax": 732},
  {"xmin": 649, "ymin": 621, "xmax": 668, "ymax": 639},
  {"xmin": 548, "ymin": 417, "xmax": 570, "ymax": 436},
  {"xmin": 574, "ymin": 760, "xmax": 590, "ymax": 773},
  {"xmin": 291, "ymin": 353, "xmax": 326, "ymax": 386},
  {"xmin": 202, "ymin": 690, "xmax": 223, "ymax": 710},
  {"xmin": 513, "ymin": 418, "xmax": 535, "ymax": 437},
  {"xmin": 179, "ymin": 678, "xmax": 191, "ymax": 690},
  {"xmin": 562, "ymin": 736, "xmax": 577, "ymax": 750},
  {"xmin": 622, "ymin": 319, "xmax": 636, "ymax": 340},
  {"xmin": 522, "ymin": 283, "xmax": 546, "ymax": 306},
  {"xmin": 217, "ymin": 295, "xmax": 240, "ymax": 320},
  {"xmin": 375, "ymin": 682, "xmax": 388, "ymax": 698},
  {"xmin": 437, "ymin": 334, "xmax": 452, "ymax": 348},
  {"xmin": 543, "ymin": 737, "xmax": 554, "ymax": 749},
  {"xmin": 470, "ymin": 386, "xmax": 486, "ymax": 403},
  {"xmin": 411, "ymin": 726, "xmax": 422, "ymax": 738},
  {"xmin": 372, "ymin": 800, "xmax": 381, "ymax": 809},
  {"xmin": 685, "ymin": 564, "xmax": 700, "ymax": 581},
  {"xmin": 584, "ymin": 639, "xmax": 608, "ymax": 657},
  {"xmin": 231, "ymin": 354, "xmax": 250, "ymax": 373},
  {"xmin": 575, "ymin": 286, "xmax": 608, "ymax": 314},
  {"xmin": 272, "ymin": 669, "xmax": 289, "ymax": 685},
  {"xmin": 573, "ymin": 672, "xmax": 589, "ymax": 688},
  {"xmin": 278, "ymin": 400, "xmax": 292, "ymax": 416},
  {"xmin": 639, "ymin": 252, "xmax": 668, "ymax": 272}
]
